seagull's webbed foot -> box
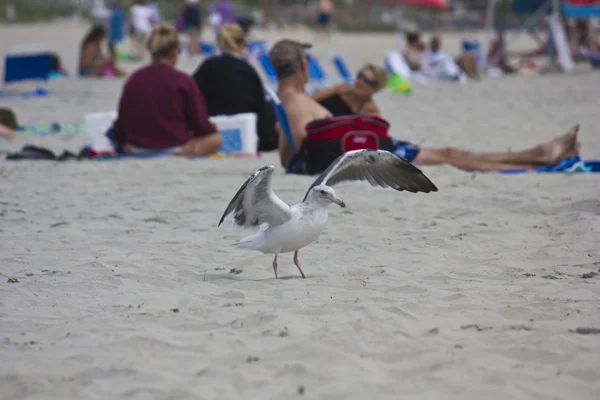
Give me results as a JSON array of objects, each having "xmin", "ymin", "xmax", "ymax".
[
  {"xmin": 293, "ymin": 251, "xmax": 306, "ymax": 279},
  {"xmin": 272, "ymin": 255, "xmax": 278, "ymax": 279}
]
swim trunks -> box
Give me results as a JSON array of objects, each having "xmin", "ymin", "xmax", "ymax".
[
  {"xmin": 390, "ymin": 138, "xmax": 421, "ymax": 162},
  {"xmin": 317, "ymin": 12, "xmax": 331, "ymax": 27}
]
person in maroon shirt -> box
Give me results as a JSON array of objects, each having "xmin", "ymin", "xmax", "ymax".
[{"xmin": 113, "ymin": 23, "xmax": 222, "ymax": 156}]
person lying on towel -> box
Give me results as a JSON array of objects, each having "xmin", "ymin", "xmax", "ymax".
[
  {"xmin": 112, "ymin": 23, "xmax": 222, "ymax": 157},
  {"xmin": 268, "ymin": 39, "xmax": 581, "ymax": 175}
]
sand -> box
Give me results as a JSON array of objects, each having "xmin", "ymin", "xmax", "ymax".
[{"xmin": 1, "ymin": 22, "xmax": 600, "ymax": 400}]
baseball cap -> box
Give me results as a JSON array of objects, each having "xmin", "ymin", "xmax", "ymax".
[{"xmin": 268, "ymin": 39, "xmax": 312, "ymax": 79}]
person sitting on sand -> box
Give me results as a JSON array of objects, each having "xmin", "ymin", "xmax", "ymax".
[
  {"xmin": 269, "ymin": 39, "xmax": 580, "ymax": 173},
  {"xmin": 79, "ymin": 25, "xmax": 124, "ymax": 77},
  {"xmin": 310, "ymin": 63, "xmax": 387, "ymax": 117},
  {"xmin": 192, "ymin": 23, "xmax": 279, "ymax": 151},
  {"xmin": 112, "ymin": 23, "xmax": 222, "ymax": 156},
  {"xmin": 405, "ymin": 32, "xmax": 479, "ymax": 80}
]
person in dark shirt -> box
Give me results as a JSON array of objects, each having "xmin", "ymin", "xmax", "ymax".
[
  {"xmin": 113, "ymin": 23, "xmax": 222, "ymax": 156},
  {"xmin": 182, "ymin": 0, "xmax": 201, "ymax": 56},
  {"xmin": 311, "ymin": 63, "xmax": 387, "ymax": 117},
  {"xmin": 192, "ymin": 23, "xmax": 278, "ymax": 152}
]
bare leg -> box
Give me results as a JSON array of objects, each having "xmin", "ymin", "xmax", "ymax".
[
  {"xmin": 413, "ymin": 125, "xmax": 580, "ymax": 171},
  {"xmin": 176, "ymin": 132, "xmax": 223, "ymax": 157},
  {"xmin": 272, "ymin": 254, "xmax": 278, "ymax": 279},
  {"xmin": 293, "ymin": 251, "xmax": 306, "ymax": 279},
  {"xmin": 456, "ymin": 52, "xmax": 480, "ymax": 80}
]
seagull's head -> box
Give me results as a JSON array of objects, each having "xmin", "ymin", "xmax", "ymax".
[{"xmin": 308, "ymin": 185, "xmax": 346, "ymax": 208}]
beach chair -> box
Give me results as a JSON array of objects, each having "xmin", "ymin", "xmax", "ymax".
[
  {"xmin": 485, "ymin": 0, "xmax": 577, "ymax": 73},
  {"xmin": 200, "ymin": 41, "xmax": 217, "ymax": 56},
  {"xmin": 1, "ymin": 44, "xmax": 52, "ymax": 99},
  {"xmin": 384, "ymin": 50, "xmax": 431, "ymax": 84},
  {"xmin": 247, "ymin": 40, "xmax": 267, "ymax": 55},
  {"xmin": 332, "ymin": 54, "xmax": 354, "ymax": 84},
  {"xmin": 263, "ymin": 85, "xmax": 296, "ymax": 153},
  {"xmin": 255, "ymin": 52, "xmax": 278, "ymax": 86},
  {"xmin": 306, "ymin": 51, "xmax": 329, "ymax": 86}
]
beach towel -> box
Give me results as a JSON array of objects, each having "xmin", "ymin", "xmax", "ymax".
[
  {"xmin": 493, "ymin": 155, "xmax": 600, "ymax": 174},
  {"xmin": 17, "ymin": 123, "xmax": 85, "ymax": 135},
  {"xmin": 0, "ymin": 87, "xmax": 48, "ymax": 99}
]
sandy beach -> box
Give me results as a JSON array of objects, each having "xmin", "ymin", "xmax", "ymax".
[{"xmin": 1, "ymin": 22, "xmax": 600, "ymax": 399}]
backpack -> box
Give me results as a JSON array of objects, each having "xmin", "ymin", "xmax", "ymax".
[{"xmin": 300, "ymin": 114, "xmax": 394, "ymax": 175}]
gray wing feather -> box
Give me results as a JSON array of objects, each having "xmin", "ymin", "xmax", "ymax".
[
  {"xmin": 303, "ymin": 150, "xmax": 438, "ymax": 201},
  {"xmin": 218, "ymin": 166, "xmax": 292, "ymax": 229}
]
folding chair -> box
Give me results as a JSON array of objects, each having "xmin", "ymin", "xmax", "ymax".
[
  {"xmin": 306, "ymin": 52, "xmax": 329, "ymax": 86},
  {"xmin": 332, "ymin": 54, "xmax": 354, "ymax": 84},
  {"xmin": 200, "ymin": 41, "xmax": 217, "ymax": 56},
  {"xmin": 256, "ymin": 52, "xmax": 278, "ymax": 86},
  {"xmin": 485, "ymin": 0, "xmax": 576, "ymax": 73},
  {"xmin": 263, "ymin": 85, "xmax": 296, "ymax": 153}
]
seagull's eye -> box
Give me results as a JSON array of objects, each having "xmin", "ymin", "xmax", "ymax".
[{"xmin": 320, "ymin": 190, "xmax": 326, "ymax": 194}]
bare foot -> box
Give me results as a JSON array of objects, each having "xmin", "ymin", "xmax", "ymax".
[{"xmin": 538, "ymin": 124, "xmax": 580, "ymax": 165}]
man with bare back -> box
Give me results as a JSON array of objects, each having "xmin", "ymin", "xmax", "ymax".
[{"xmin": 268, "ymin": 39, "xmax": 581, "ymax": 174}]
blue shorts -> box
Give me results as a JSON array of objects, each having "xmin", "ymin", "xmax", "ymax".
[
  {"xmin": 390, "ymin": 138, "xmax": 421, "ymax": 162},
  {"xmin": 317, "ymin": 13, "xmax": 331, "ymax": 26}
]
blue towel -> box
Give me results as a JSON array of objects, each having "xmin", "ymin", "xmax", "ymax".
[
  {"xmin": 0, "ymin": 87, "xmax": 48, "ymax": 99},
  {"xmin": 494, "ymin": 155, "xmax": 600, "ymax": 174}
]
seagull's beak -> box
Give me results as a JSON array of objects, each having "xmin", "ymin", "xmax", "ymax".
[{"xmin": 332, "ymin": 196, "xmax": 346, "ymax": 208}]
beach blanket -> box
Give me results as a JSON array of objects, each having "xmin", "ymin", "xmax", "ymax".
[
  {"xmin": 494, "ymin": 155, "xmax": 600, "ymax": 174},
  {"xmin": 18, "ymin": 123, "xmax": 85, "ymax": 135},
  {"xmin": 0, "ymin": 88, "xmax": 48, "ymax": 99},
  {"xmin": 4, "ymin": 145, "xmax": 262, "ymax": 161}
]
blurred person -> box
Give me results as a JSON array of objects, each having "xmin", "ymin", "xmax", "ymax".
[
  {"xmin": 192, "ymin": 24, "xmax": 279, "ymax": 151},
  {"xmin": 113, "ymin": 23, "xmax": 222, "ymax": 156},
  {"xmin": 311, "ymin": 64, "xmax": 387, "ymax": 116},
  {"xmin": 107, "ymin": 2, "xmax": 126, "ymax": 59},
  {"xmin": 129, "ymin": 0, "xmax": 155, "ymax": 59},
  {"xmin": 182, "ymin": 0, "xmax": 202, "ymax": 56},
  {"xmin": 79, "ymin": 24, "xmax": 124, "ymax": 77},
  {"xmin": 269, "ymin": 39, "xmax": 581, "ymax": 173},
  {"xmin": 405, "ymin": 32, "xmax": 479, "ymax": 80},
  {"xmin": 315, "ymin": 0, "xmax": 334, "ymax": 38},
  {"xmin": 210, "ymin": 0, "xmax": 236, "ymax": 35}
]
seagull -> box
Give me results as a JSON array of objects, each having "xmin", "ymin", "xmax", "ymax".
[{"xmin": 218, "ymin": 150, "xmax": 438, "ymax": 279}]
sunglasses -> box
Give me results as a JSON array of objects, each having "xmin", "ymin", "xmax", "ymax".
[{"xmin": 357, "ymin": 72, "xmax": 377, "ymax": 87}]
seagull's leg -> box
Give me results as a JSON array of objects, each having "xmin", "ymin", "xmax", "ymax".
[
  {"xmin": 293, "ymin": 251, "xmax": 306, "ymax": 279},
  {"xmin": 272, "ymin": 254, "xmax": 279, "ymax": 279}
]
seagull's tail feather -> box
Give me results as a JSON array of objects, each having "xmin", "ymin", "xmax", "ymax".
[{"xmin": 235, "ymin": 232, "xmax": 265, "ymax": 252}]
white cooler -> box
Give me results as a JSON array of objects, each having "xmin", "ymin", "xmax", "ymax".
[
  {"xmin": 84, "ymin": 111, "xmax": 117, "ymax": 153},
  {"xmin": 210, "ymin": 112, "xmax": 258, "ymax": 154}
]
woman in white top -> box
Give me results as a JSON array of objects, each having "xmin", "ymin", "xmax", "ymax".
[{"xmin": 129, "ymin": 0, "xmax": 155, "ymax": 59}]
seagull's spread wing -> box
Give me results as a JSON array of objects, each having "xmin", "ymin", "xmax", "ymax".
[
  {"xmin": 218, "ymin": 165, "xmax": 292, "ymax": 230},
  {"xmin": 303, "ymin": 150, "xmax": 438, "ymax": 201}
]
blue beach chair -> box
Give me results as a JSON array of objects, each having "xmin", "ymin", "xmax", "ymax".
[{"xmin": 332, "ymin": 54, "xmax": 354, "ymax": 84}]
